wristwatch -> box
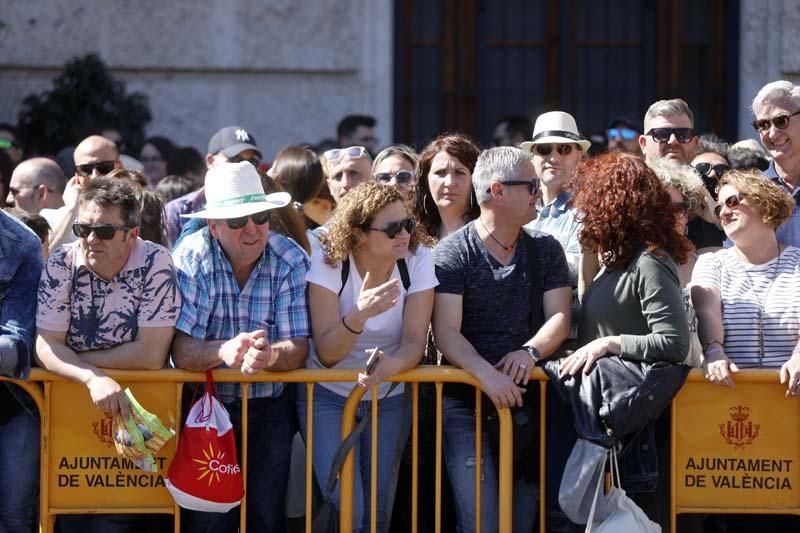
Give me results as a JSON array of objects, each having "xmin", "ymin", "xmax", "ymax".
[{"xmin": 524, "ymin": 345, "xmax": 541, "ymax": 364}]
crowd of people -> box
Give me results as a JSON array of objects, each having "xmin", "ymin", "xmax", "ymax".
[{"xmin": 1, "ymin": 78, "xmax": 800, "ymax": 533}]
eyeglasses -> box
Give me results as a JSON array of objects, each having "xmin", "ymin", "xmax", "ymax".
[
  {"xmin": 491, "ymin": 179, "xmax": 540, "ymax": 196},
  {"xmin": 224, "ymin": 210, "xmax": 271, "ymax": 230},
  {"xmin": 139, "ymin": 155, "xmax": 163, "ymax": 164},
  {"xmin": 76, "ymin": 161, "xmax": 116, "ymax": 177},
  {"xmin": 72, "ymin": 222, "xmax": 130, "ymax": 240},
  {"xmin": 228, "ymin": 154, "xmax": 262, "ymax": 167},
  {"xmin": 323, "ymin": 146, "xmax": 368, "ymax": 162},
  {"xmin": 0, "ymin": 139, "xmax": 16, "ymax": 150},
  {"xmin": 374, "ymin": 170, "xmax": 414, "ymax": 185},
  {"xmin": 534, "ymin": 144, "xmax": 575, "ymax": 157},
  {"xmin": 751, "ymin": 110, "xmax": 800, "ymax": 133},
  {"xmin": 8, "ymin": 186, "xmax": 34, "ymax": 197},
  {"xmin": 646, "ymin": 128, "xmax": 695, "ymax": 143},
  {"xmin": 607, "ymin": 128, "xmax": 638, "ymax": 141},
  {"xmin": 693, "ymin": 162, "xmax": 730, "ymax": 177},
  {"xmin": 714, "ymin": 192, "xmax": 747, "ymax": 218},
  {"xmin": 672, "ymin": 201, "xmax": 690, "ymax": 217},
  {"xmin": 366, "ymin": 218, "xmax": 415, "ymax": 239}
]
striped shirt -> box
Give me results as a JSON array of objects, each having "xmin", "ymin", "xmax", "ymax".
[
  {"xmin": 692, "ymin": 246, "xmax": 800, "ymax": 368},
  {"xmin": 172, "ymin": 228, "xmax": 310, "ymax": 401}
]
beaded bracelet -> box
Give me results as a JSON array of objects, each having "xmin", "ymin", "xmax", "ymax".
[
  {"xmin": 702, "ymin": 339, "xmax": 723, "ymax": 351},
  {"xmin": 342, "ymin": 316, "xmax": 363, "ymax": 335}
]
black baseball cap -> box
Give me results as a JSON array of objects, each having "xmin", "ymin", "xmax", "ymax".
[{"xmin": 207, "ymin": 126, "xmax": 262, "ymax": 158}]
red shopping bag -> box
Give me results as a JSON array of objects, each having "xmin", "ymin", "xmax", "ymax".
[{"xmin": 166, "ymin": 370, "xmax": 244, "ymax": 512}]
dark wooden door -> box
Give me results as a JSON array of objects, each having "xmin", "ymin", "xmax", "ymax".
[{"xmin": 394, "ymin": 0, "xmax": 739, "ymax": 148}]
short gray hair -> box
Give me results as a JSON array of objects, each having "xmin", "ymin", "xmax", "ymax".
[
  {"xmin": 643, "ymin": 98, "xmax": 695, "ymax": 130},
  {"xmin": 649, "ymin": 159, "xmax": 704, "ymax": 214},
  {"xmin": 751, "ymin": 80, "xmax": 800, "ymax": 115},
  {"xmin": 472, "ymin": 147, "xmax": 530, "ymax": 204}
]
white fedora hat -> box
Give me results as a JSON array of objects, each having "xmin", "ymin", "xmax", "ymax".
[
  {"xmin": 520, "ymin": 111, "xmax": 591, "ymax": 153},
  {"xmin": 181, "ymin": 161, "xmax": 290, "ymax": 220}
]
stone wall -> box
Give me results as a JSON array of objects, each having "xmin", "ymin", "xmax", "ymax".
[
  {"xmin": 0, "ymin": 0, "xmax": 393, "ymax": 159},
  {"xmin": 738, "ymin": 0, "xmax": 800, "ymax": 140}
]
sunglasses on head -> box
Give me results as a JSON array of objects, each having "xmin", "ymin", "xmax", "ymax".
[
  {"xmin": 228, "ymin": 154, "xmax": 262, "ymax": 167},
  {"xmin": 374, "ymin": 170, "xmax": 414, "ymax": 185},
  {"xmin": 0, "ymin": 139, "xmax": 16, "ymax": 150},
  {"xmin": 366, "ymin": 218, "xmax": 415, "ymax": 239},
  {"xmin": 646, "ymin": 128, "xmax": 695, "ymax": 144},
  {"xmin": 714, "ymin": 192, "xmax": 747, "ymax": 218},
  {"xmin": 224, "ymin": 210, "xmax": 271, "ymax": 230},
  {"xmin": 751, "ymin": 110, "xmax": 800, "ymax": 133},
  {"xmin": 607, "ymin": 128, "xmax": 638, "ymax": 141},
  {"xmin": 72, "ymin": 222, "xmax": 130, "ymax": 240},
  {"xmin": 76, "ymin": 160, "xmax": 116, "ymax": 177},
  {"xmin": 489, "ymin": 179, "xmax": 540, "ymax": 196},
  {"xmin": 324, "ymin": 146, "xmax": 368, "ymax": 162},
  {"xmin": 693, "ymin": 162, "xmax": 730, "ymax": 177},
  {"xmin": 534, "ymin": 144, "xmax": 575, "ymax": 157}
]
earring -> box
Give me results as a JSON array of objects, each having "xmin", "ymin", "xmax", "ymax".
[{"xmin": 422, "ymin": 192, "xmax": 430, "ymax": 216}]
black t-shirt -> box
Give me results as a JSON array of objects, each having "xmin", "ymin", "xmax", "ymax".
[
  {"xmin": 687, "ymin": 217, "xmax": 725, "ymax": 249},
  {"xmin": 434, "ymin": 222, "xmax": 570, "ymax": 367}
]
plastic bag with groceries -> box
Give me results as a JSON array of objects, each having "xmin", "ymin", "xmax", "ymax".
[{"xmin": 112, "ymin": 388, "xmax": 176, "ymax": 472}]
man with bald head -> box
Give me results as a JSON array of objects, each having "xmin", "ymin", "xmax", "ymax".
[
  {"xmin": 6, "ymin": 158, "xmax": 66, "ymax": 214},
  {"xmin": 48, "ymin": 135, "xmax": 122, "ymax": 249}
]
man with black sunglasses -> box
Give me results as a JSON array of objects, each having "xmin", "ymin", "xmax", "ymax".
[
  {"xmin": 751, "ymin": 80, "xmax": 800, "ymax": 247},
  {"xmin": 434, "ymin": 146, "xmax": 571, "ymax": 532},
  {"xmin": 35, "ymin": 177, "xmax": 180, "ymax": 533},
  {"xmin": 165, "ymin": 126, "xmax": 262, "ymax": 247},
  {"xmin": 639, "ymin": 99, "xmax": 699, "ymax": 166},
  {"xmin": 171, "ymin": 161, "xmax": 308, "ymax": 533}
]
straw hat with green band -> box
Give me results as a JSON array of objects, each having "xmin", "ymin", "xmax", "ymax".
[{"xmin": 181, "ymin": 161, "xmax": 290, "ymax": 220}]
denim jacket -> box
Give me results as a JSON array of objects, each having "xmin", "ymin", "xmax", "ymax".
[{"xmin": 0, "ymin": 211, "xmax": 44, "ymax": 412}]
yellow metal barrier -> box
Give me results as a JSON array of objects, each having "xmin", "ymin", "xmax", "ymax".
[
  {"xmin": 2, "ymin": 366, "xmax": 517, "ymax": 533},
  {"xmin": 6, "ymin": 366, "xmax": 792, "ymax": 532}
]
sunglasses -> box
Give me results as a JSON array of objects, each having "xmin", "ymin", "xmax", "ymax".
[
  {"xmin": 366, "ymin": 218, "xmax": 415, "ymax": 239},
  {"xmin": 672, "ymin": 201, "xmax": 690, "ymax": 217},
  {"xmin": 224, "ymin": 210, "xmax": 271, "ymax": 230},
  {"xmin": 714, "ymin": 192, "xmax": 746, "ymax": 218},
  {"xmin": 693, "ymin": 162, "xmax": 730, "ymax": 177},
  {"xmin": 646, "ymin": 128, "xmax": 695, "ymax": 144},
  {"xmin": 323, "ymin": 146, "xmax": 368, "ymax": 162},
  {"xmin": 534, "ymin": 144, "xmax": 575, "ymax": 157},
  {"xmin": 751, "ymin": 110, "xmax": 800, "ymax": 133},
  {"xmin": 228, "ymin": 154, "xmax": 262, "ymax": 167},
  {"xmin": 76, "ymin": 160, "xmax": 116, "ymax": 177},
  {"xmin": 491, "ymin": 179, "xmax": 540, "ymax": 196},
  {"xmin": 0, "ymin": 139, "xmax": 16, "ymax": 150},
  {"xmin": 374, "ymin": 170, "xmax": 414, "ymax": 185},
  {"xmin": 607, "ymin": 128, "xmax": 638, "ymax": 141},
  {"xmin": 72, "ymin": 222, "xmax": 130, "ymax": 240}
]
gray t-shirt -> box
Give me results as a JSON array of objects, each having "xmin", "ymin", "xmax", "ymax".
[{"xmin": 434, "ymin": 222, "xmax": 570, "ymax": 366}]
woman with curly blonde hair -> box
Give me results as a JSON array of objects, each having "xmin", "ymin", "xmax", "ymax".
[
  {"xmin": 692, "ymin": 170, "xmax": 800, "ymax": 393},
  {"xmin": 298, "ymin": 181, "xmax": 437, "ymax": 532}
]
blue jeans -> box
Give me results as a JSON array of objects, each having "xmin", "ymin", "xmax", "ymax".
[
  {"xmin": 297, "ymin": 384, "xmax": 408, "ymax": 533},
  {"xmin": 182, "ymin": 390, "xmax": 294, "ymax": 533},
  {"xmin": 0, "ymin": 405, "xmax": 39, "ymax": 533},
  {"xmin": 443, "ymin": 396, "xmax": 539, "ymax": 533}
]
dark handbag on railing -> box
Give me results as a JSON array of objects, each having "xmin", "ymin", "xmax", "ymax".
[{"xmin": 312, "ymin": 382, "xmax": 410, "ymax": 533}]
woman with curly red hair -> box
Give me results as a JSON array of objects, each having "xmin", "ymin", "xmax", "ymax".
[{"xmin": 543, "ymin": 152, "xmax": 691, "ymax": 528}]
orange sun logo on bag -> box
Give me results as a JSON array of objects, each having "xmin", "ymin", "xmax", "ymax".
[
  {"xmin": 193, "ymin": 443, "xmax": 242, "ymax": 486},
  {"xmin": 719, "ymin": 405, "xmax": 760, "ymax": 450}
]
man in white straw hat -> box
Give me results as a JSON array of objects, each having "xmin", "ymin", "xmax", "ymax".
[
  {"xmin": 521, "ymin": 111, "xmax": 589, "ymax": 283},
  {"xmin": 171, "ymin": 161, "xmax": 309, "ymax": 533}
]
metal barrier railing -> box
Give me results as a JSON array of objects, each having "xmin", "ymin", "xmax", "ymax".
[{"xmin": 3, "ymin": 367, "xmax": 797, "ymax": 532}]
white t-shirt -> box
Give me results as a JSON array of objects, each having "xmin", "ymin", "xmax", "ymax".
[
  {"xmin": 40, "ymin": 205, "xmax": 77, "ymax": 243},
  {"xmin": 306, "ymin": 245, "xmax": 438, "ymax": 398},
  {"xmin": 691, "ymin": 246, "xmax": 800, "ymax": 368}
]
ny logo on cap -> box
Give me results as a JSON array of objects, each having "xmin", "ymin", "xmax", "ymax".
[{"xmin": 235, "ymin": 129, "xmax": 250, "ymax": 142}]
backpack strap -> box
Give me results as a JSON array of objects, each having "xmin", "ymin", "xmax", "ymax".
[{"xmin": 339, "ymin": 257, "xmax": 411, "ymax": 296}]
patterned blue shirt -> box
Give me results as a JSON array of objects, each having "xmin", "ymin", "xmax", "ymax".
[
  {"xmin": 525, "ymin": 191, "xmax": 581, "ymax": 285},
  {"xmin": 172, "ymin": 228, "xmax": 310, "ymax": 401}
]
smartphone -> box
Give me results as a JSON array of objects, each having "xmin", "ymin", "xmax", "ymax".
[{"xmin": 365, "ymin": 347, "xmax": 380, "ymax": 375}]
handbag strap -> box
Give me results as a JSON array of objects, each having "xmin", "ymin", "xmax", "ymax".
[{"xmin": 322, "ymin": 382, "xmax": 401, "ymax": 499}]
